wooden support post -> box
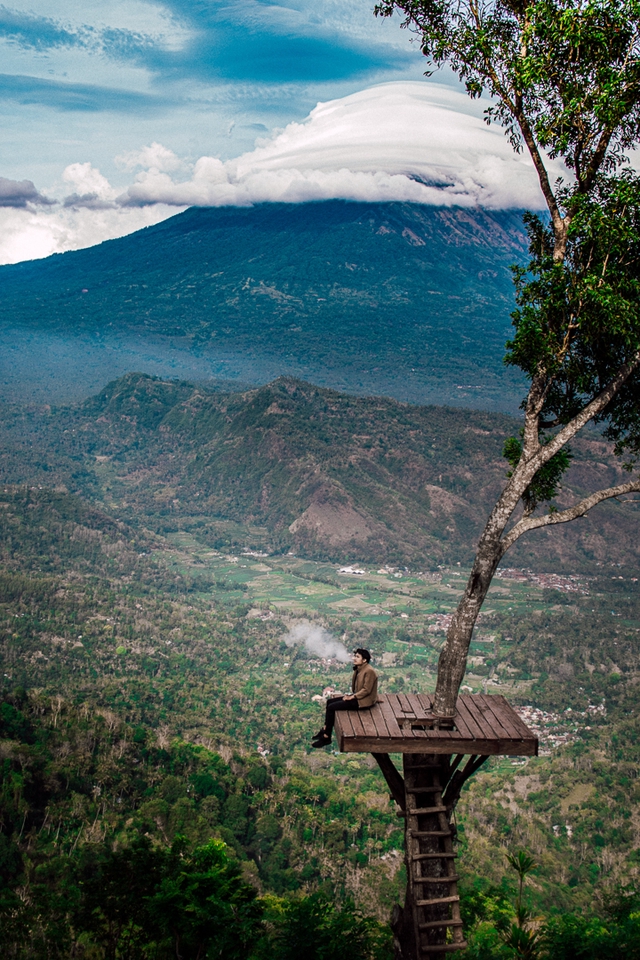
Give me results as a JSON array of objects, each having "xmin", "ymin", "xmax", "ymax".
[{"xmin": 372, "ymin": 753, "xmax": 405, "ymax": 811}]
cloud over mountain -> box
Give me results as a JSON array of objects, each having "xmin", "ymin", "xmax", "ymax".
[
  {"xmin": 0, "ymin": 81, "xmax": 566, "ymax": 263},
  {"xmin": 117, "ymin": 83, "xmax": 558, "ymax": 211}
]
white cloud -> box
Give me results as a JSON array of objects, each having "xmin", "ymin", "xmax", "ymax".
[
  {"xmin": 0, "ymin": 203, "xmax": 183, "ymax": 265},
  {"xmin": 0, "ymin": 81, "xmax": 571, "ymax": 264},
  {"xmin": 61, "ymin": 161, "xmax": 119, "ymax": 209},
  {"xmin": 63, "ymin": 162, "xmax": 116, "ymax": 199},
  {"xmin": 116, "ymin": 141, "xmax": 184, "ymax": 173},
  {"xmin": 117, "ymin": 82, "xmax": 563, "ymax": 210}
]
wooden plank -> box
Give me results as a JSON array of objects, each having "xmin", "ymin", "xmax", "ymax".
[
  {"xmin": 342, "ymin": 706, "xmax": 361, "ymax": 736},
  {"xmin": 398, "ymin": 692, "xmax": 417, "ymax": 716},
  {"xmin": 377, "ymin": 697, "xmax": 405, "ymax": 738},
  {"xmin": 422, "ymin": 730, "xmax": 463, "ymax": 753},
  {"xmin": 472, "ymin": 696, "xmax": 509, "ymax": 740},
  {"xmin": 483, "ymin": 695, "xmax": 523, "ymax": 740},
  {"xmin": 416, "ymin": 692, "xmax": 434, "ymax": 714},
  {"xmin": 420, "ymin": 921, "xmax": 464, "ymax": 929},
  {"xmin": 390, "ymin": 693, "xmax": 419, "ymax": 741},
  {"xmin": 412, "ymin": 853, "xmax": 456, "ymax": 860},
  {"xmin": 454, "ymin": 697, "xmax": 489, "ymax": 741},
  {"xmin": 385, "ymin": 693, "xmax": 404, "ymax": 721},
  {"xmin": 415, "ymin": 875, "xmax": 460, "ymax": 884},
  {"xmin": 405, "ymin": 693, "xmax": 435, "ymax": 721},
  {"xmin": 335, "ymin": 711, "xmax": 356, "ymax": 745},
  {"xmin": 415, "ymin": 895, "xmax": 459, "ymax": 907},
  {"xmin": 463, "ymin": 695, "xmax": 502, "ymax": 740},
  {"xmin": 370, "ymin": 704, "xmax": 391, "ymax": 740},
  {"xmin": 491, "ymin": 695, "xmax": 537, "ymax": 740},
  {"xmin": 410, "ymin": 725, "xmax": 430, "ymax": 740},
  {"xmin": 339, "ymin": 735, "xmax": 533, "ymax": 755},
  {"xmin": 340, "ymin": 712, "xmax": 357, "ymax": 741},
  {"xmin": 412, "ymin": 830, "xmax": 452, "ymax": 837},
  {"xmin": 358, "ymin": 706, "xmax": 379, "ymax": 740},
  {"xmin": 448, "ymin": 707, "xmax": 475, "ymax": 741}
]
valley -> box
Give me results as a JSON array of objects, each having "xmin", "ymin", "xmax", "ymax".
[{"xmin": 1, "ymin": 371, "xmax": 639, "ymax": 956}]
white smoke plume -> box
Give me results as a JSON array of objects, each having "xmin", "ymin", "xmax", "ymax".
[{"xmin": 283, "ymin": 620, "xmax": 350, "ymax": 662}]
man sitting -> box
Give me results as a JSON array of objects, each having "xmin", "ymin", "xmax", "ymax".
[{"xmin": 311, "ymin": 648, "xmax": 378, "ymax": 748}]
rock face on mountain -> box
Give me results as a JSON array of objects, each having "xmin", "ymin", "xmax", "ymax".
[
  {"xmin": 0, "ymin": 201, "xmax": 527, "ymax": 408},
  {"xmin": 1, "ymin": 373, "xmax": 637, "ymax": 570}
]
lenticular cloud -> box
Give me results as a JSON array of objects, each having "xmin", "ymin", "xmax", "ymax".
[
  {"xmin": 118, "ymin": 82, "xmax": 560, "ymax": 211},
  {"xmin": 1, "ymin": 81, "xmax": 566, "ymax": 264}
]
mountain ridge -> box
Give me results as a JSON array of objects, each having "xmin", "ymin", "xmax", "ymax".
[{"xmin": 1, "ymin": 371, "xmax": 637, "ymax": 570}]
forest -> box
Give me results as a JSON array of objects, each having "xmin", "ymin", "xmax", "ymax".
[{"xmin": 0, "ymin": 384, "xmax": 639, "ymax": 957}]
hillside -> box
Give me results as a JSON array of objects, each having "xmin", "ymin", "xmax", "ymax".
[
  {"xmin": 0, "ymin": 201, "xmax": 527, "ymax": 409},
  {"xmin": 1, "ymin": 373, "xmax": 638, "ymax": 570},
  {"xmin": 1, "ymin": 481, "xmax": 639, "ymax": 958}
]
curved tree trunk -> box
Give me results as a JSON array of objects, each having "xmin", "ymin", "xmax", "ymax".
[{"xmin": 432, "ymin": 541, "xmax": 505, "ymax": 717}]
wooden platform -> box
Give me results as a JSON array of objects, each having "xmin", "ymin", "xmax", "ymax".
[{"xmin": 335, "ymin": 693, "xmax": 538, "ymax": 756}]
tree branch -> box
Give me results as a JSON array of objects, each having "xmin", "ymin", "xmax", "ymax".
[
  {"xmin": 515, "ymin": 110, "xmax": 567, "ymax": 254},
  {"xmin": 520, "ymin": 351, "xmax": 640, "ymax": 473},
  {"xmin": 501, "ymin": 479, "xmax": 640, "ymax": 550},
  {"xmin": 580, "ymin": 125, "xmax": 615, "ymax": 194}
]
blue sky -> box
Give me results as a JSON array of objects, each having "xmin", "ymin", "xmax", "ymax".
[
  {"xmin": 0, "ymin": 0, "xmax": 421, "ymax": 180},
  {"xmin": 0, "ymin": 1, "xmax": 554, "ymax": 263}
]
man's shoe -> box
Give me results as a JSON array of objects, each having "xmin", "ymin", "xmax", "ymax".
[{"xmin": 311, "ymin": 734, "xmax": 331, "ymax": 748}]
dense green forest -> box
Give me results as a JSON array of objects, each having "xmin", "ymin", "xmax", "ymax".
[{"xmin": 1, "ymin": 378, "xmax": 640, "ymax": 957}]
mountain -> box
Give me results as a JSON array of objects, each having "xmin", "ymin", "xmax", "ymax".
[
  {"xmin": 1, "ymin": 372, "xmax": 637, "ymax": 570},
  {"xmin": 0, "ymin": 201, "xmax": 528, "ymax": 409}
]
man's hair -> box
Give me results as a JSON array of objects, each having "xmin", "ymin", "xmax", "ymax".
[{"xmin": 353, "ymin": 648, "xmax": 371, "ymax": 663}]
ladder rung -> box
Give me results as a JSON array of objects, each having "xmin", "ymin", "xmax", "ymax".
[
  {"xmin": 416, "ymin": 943, "xmax": 467, "ymax": 953},
  {"xmin": 412, "ymin": 853, "xmax": 456, "ymax": 860},
  {"xmin": 416, "ymin": 895, "xmax": 460, "ymax": 907},
  {"xmin": 409, "ymin": 805, "xmax": 447, "ymax": 815},
  {"xmin": 414, "ymin": 875, "xmax": 460, "ymax": 884},
  {"xmin": 419, "ymin": 920, "xmax": 464, "ymax": 930},
  {"xmin": 411, "ymin": 830, "xmax": 452, "ymax": 837}
]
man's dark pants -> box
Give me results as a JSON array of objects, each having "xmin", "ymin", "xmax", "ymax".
[{"xmin": 323, "ymin": 696, "xmax": 360, "ymax": 738}]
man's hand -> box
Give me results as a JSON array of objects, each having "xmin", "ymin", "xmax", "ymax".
[{"xmin": 343, "ymin": 694, "xmax": 356, "ymax": 701}]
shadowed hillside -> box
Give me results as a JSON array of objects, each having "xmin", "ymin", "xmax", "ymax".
[{"xmin": 1, "ymin": 373, "xmax": 637, "ymax": 570}]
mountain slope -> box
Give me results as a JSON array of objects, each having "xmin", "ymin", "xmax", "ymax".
[
  {"xmin": 1, "ymin": 373, "xmax": 637, "ymax": 569},
  {"xmin": 0, "ymin": 202, "xmax": 528, "ymax": 408}
]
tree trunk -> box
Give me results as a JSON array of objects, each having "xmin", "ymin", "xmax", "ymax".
[{"xmin": 432, "ymin": 537, "xmax": 505, "ymax": 717}]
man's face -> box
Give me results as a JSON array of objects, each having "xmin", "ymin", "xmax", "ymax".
[{"xmin": 352, "ymin": 652, "xmax": 365, "ymax": 666}]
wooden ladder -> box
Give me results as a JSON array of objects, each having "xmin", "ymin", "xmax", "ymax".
[{"xmin": 403, "ymin": 755, "xmax": 466, "ymax": 958}]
